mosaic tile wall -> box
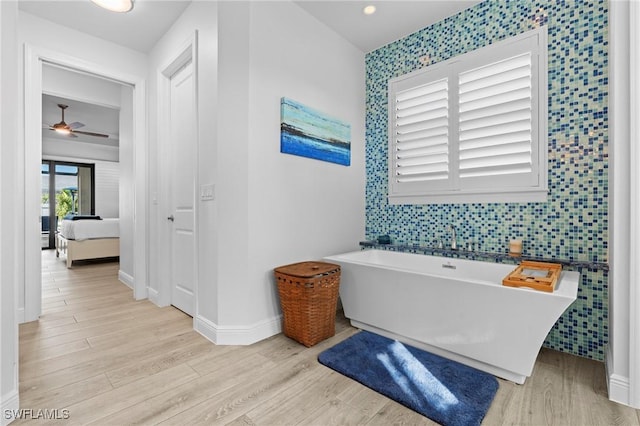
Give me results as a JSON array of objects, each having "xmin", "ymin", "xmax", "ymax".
[{"xmin": 365, "ymin": 0, "xmax": 609, "ymax": 360}]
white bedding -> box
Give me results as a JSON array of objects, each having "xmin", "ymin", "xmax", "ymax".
[{"xmin": 59, "ymin": 218, "xmax": 119, "ymax": 241}]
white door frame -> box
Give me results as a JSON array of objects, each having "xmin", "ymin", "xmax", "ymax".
[
  {"xmin": 23, "ymin": 44, "xmax": 148, "ymax": 321},
  {"xmin": 608, "ymin": 0, "xmax": 640, "ymax": 409},
  {"xmin": 154, "ymin": 32, "xmax": 199, "ymax": 310},
  {"xmin": 628, "ymin": 0, "xmax": 640, "ymax": 409}
]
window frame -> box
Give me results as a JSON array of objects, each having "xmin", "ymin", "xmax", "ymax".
[{"xmin": 387, "ymin": 27, "xmax": 548, "ymax": 204}]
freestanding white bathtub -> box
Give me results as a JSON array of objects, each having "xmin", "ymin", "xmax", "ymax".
[{"xmin": 323, "ymin": 249, "xmax": 579, "ymax": 384}]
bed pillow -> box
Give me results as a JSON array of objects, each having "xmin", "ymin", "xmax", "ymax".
[{"xmin": 70, "ymin": 215, "xmax": 103, "ymax": 221}]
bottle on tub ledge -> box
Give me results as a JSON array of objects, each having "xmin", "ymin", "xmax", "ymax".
[{"xmin": 509, "ymin": 239, "xmax": 523, "ymax": 257}]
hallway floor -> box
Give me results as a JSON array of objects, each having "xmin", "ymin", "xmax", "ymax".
[{"xmin": 14, "ymin": 250, "xmax": 640, "ymax": 425}]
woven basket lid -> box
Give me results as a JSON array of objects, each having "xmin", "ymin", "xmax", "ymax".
[{"xmin": 274, "ymin": 261, "xmax": 339, "ymax": 278}]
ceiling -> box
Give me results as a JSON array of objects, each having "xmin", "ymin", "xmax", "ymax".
[
  {"xmin": 18, "ymin": 0, "xmax": 481, "ymax": 54},
  {"xmin": 295, "ymin": 1, "xmax": 482, "ymax": 53},
  {"xmin": 22, "ymin": 0, "xmax": 480, "ymax": 148}
]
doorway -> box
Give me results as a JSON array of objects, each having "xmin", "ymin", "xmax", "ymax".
[
  {"xmin": 23, "ymin": 45, "xmax": 148, "ymax": 322},
  {"xmin": 41, "ymin": 160, "xmax": 95, "ymax": 249}
]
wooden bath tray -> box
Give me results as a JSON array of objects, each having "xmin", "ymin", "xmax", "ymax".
[{"xmin": 502, "ymin": 261, "xmax": 562, "ymax": 293}]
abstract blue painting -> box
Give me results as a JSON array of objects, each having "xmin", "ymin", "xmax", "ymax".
[{"xmin": 280, "ymin": 97, "xmax": 351, "ymax": 166}]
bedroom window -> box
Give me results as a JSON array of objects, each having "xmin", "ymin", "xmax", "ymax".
[
  {"xmin": 388, "ymin": 27, "xmax": 548, "ymax": 204},
  {"xmin": 41, "ymin": 160, "xmax": 95, "ymax": 249}
]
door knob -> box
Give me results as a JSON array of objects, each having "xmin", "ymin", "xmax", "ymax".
[{"xmin": 167, "ymin": 215, "xmax": 175, "ymax": 222}]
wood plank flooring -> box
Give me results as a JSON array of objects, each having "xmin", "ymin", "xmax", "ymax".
[{"xmin": 15, "ymin": 250, "xmax": 640, "ymax": 425}]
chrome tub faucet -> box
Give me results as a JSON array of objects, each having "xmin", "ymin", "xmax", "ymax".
[{"xmin": 447, "ymin": 225, "xmax": 457, "ymax": 250}]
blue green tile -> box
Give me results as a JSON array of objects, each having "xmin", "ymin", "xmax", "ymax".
[{"xmin": 365, "ymin": 0, "xmax": 608, "ymax": 361}]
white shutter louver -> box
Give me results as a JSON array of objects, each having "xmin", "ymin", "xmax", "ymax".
[
  {"xmin": 392, "ymin": 78, "xmax": 449, "ymax": 183},
  {"xmin": 458, "ymin": 53, "xmax": 533, "ymax": 178},
  {"xmin": 94, "ymin": 162, "xmax": 120, "ymax": 218}
]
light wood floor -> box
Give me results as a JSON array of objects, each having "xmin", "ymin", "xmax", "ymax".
[{"xmin": 15, "ymin": 250, "xmax": 640, "ymax": 425}]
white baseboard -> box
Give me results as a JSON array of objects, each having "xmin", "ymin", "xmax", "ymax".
[
  {"xmin": 608, "ymin": 373, "xmax": 631, "ymax": 406},
  {"xmin": 118, "ymin": 270, "xmax": 134, "ymax": 289},
  {"xmin": 195, "ymin": 314, "xmax": 282, "ymax": 345},
  {"xmin": 1, "ymin": 390, "xmax": 19, "ymax": 426},
  {"xmin": 147, "ymin": 287, "xmax": 161, "ymax": 305},
  {"xmin": 606, "ymin": 345, "xmax": 631, "ymax": 406},
  {"xmin": 16, "ymin": 307, "xmax": 25, "ymax": 325}
]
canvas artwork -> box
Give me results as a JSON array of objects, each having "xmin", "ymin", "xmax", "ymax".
[{"xmin": 280, "ymin": 97, "xmax": 351, "ymax": 166}]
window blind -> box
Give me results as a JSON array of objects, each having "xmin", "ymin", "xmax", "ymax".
[
  {"xmin": 95, "ymin": 161, "xmax": 120, "ymax": 218},
  {"xmin": 392, "ymin": 78, "xmax": 449, "ymax": 183},
  {"xmin": 458, "ymin": 53, "xmax": 533, "ymax": 179}
]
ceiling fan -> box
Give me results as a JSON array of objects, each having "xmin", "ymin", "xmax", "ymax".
[{"xmin": 48, "ymin": 104, "xmax": 109, "ymax": 138}]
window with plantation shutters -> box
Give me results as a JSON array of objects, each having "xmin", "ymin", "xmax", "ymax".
[{"xmin": 388, "ymin": 27, "xmax": 548, "ymax": 204}]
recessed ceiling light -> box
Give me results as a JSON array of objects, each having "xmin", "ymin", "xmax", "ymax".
[
  {"xmin": 91, "ymin": 0, "xmax": 134, "ymax": 13},
  {"xmin": 363, "ymin": 5, "xmax": 376, "ymax": 15}
]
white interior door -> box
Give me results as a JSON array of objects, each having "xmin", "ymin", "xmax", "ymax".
[{"xmin": 169, "ymin": 61, "xmax": 196, "ymax": 316}]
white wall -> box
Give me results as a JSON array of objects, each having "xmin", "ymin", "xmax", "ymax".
[
  {"xmin": 147, "ymin": 1, "xmax": 364, "ymax": 344},
  {"xmin": 42, "ymin": 138, "xmax": 119, "ymax": 162},
  {"xmin": 43, "ymin": 64, "xmax": 122, "ymax": 107},
  {"xmin": 212, "ymin": 1, "xmax": 365, "ymax": 341},
  {"xmin": 215, "ymin": 1, "xmax": 250, "ymax": 331},
  {"xmin": 0, "ymin": 2, "xmax": 20, "ymax": 422},
  {"xmin": 19, "ymin": 12, "xmax": 146, "ymax": 74},
  {"xmin": 245, "ymin": 1, "xmax": 366, "ymax": 325}
]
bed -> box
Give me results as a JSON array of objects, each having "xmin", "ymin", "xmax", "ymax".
[{"xmin": 56, "ymin": 217, "xmax": 120, "ymax": 268}]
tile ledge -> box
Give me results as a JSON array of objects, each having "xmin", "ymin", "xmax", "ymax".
[{"xmin": 359, "ymin": 241, "xmax": 609, "ymax": 271}]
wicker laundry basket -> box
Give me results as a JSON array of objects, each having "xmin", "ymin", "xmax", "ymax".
[{"xmin": 274, "ymin": 261, "xmax": 341, "ymax": 347}]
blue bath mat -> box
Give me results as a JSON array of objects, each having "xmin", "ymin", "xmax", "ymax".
[{"xmin": 318, "ymin": 331, "xmax": 499, "ymax": 426}]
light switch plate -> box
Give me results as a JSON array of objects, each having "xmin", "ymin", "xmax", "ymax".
[{"xmin": 200, "ymin": 183, "xmax": 215, "ymax": 201}]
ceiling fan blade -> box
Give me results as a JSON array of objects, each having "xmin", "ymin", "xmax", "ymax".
[
  {"xmin": 68, "ymin": 122, "xmax": 85, "ymax": 129},
  {"xmin": 72, "ymin": 130, "xmax": 109, "ymax": 138}
]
